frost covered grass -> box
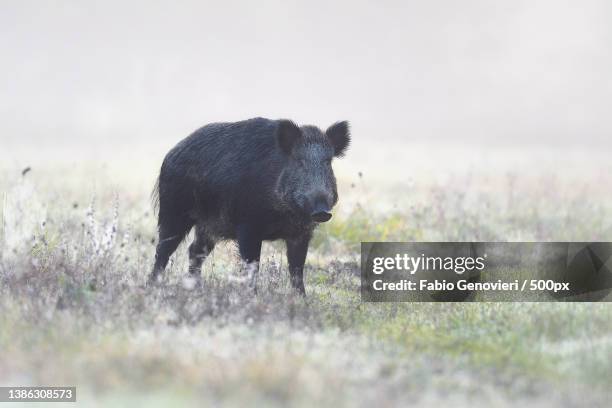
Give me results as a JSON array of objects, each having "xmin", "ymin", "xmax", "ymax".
[{"xmin": 1, "ymin": 147, "xmax": 612, "ymax": 407}]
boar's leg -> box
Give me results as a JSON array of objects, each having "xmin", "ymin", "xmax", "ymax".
[
  {"xmin": 286, "ymin": 233, "xmax": 312, "ymax": 295},
  {"xmin": 188, "ymin": 224, "xmax": 216, "ymax": 277},
  {"xmin": 149, "ymin": 218, "xmax": 193, "ymax": 284},
  {"xmin": 237, "ymin": 224, "xmax": 263, "ymax": 292}
]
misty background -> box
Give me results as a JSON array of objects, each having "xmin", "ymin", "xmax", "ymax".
[{"xmin": 1, "ymin": 0, "xmax": 611, "ymax": 161}]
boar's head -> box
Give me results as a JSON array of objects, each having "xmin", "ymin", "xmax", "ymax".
[{"xmin": 275, "ymin": 120, "xmax": 350, "ymax": 223}]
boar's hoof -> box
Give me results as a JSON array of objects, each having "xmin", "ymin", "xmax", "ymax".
[{"xmin": 147, "ymin": 273, "xmax": 163, "ymax": 287}]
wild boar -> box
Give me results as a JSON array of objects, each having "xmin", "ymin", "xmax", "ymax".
[{"xmin": 149, "ymin": 117, "xmax": 350, "ymax": 294}]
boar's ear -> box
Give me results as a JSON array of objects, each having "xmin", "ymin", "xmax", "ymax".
[
  {"xmin": 277, "ymin": 119, "xmax": 301, "ymax": 154},
  {"xmin": 326, "ymin": 121, "xmax": 350, "ymax": 157}
]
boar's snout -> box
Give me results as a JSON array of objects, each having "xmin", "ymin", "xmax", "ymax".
[
  {"xmin": 309, "ymin": 194, "xmax": 333, "ymax": 223},
  {"xmin": 311, "ymin": 210, "xmax": 332, "ymax": 223}
]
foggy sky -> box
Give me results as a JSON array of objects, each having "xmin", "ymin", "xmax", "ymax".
[{"xmin": 1, "ymin": 0, "xmax": 611, "ymax": 150}]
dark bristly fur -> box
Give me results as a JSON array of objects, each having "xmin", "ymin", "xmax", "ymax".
[{"xmin": 149, "ymin": 117, "xmax": 350, "ymax": 294}]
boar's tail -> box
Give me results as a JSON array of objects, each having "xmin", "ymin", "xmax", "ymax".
[{"xmin": 151, "ymin": 176, "xmax": 160, "ymax": 214}]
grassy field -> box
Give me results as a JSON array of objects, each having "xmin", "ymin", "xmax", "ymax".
[{"xmin": 1, "ymin": 145, "xmax": 612, "ymax": 407}]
